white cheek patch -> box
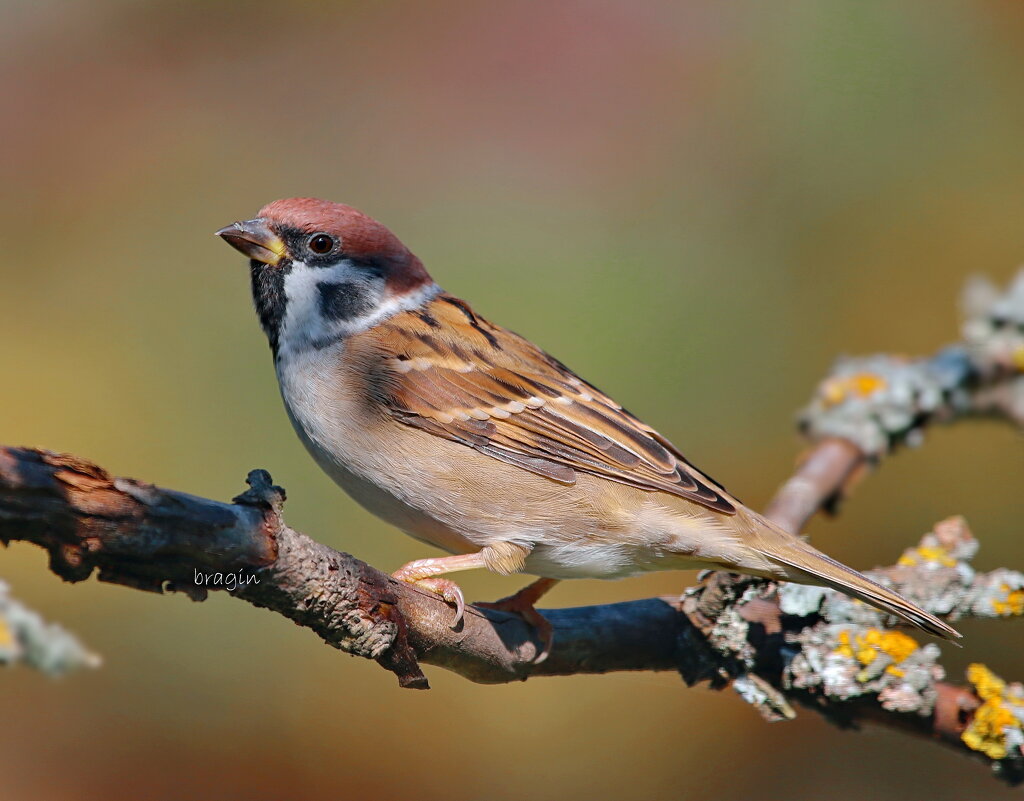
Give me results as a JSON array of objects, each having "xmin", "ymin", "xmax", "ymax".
[
  {"xmin": 277, "ymin": 260, "xmax": 440, "ymax": 357},
  {"xmin": 278, "ymin": 261, "xmax": 376, "ymax": 353}
]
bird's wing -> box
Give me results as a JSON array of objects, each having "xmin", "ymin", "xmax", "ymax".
[{"xmin": 363, "ymin": 293, "xmax": 737, "ymax": 514}]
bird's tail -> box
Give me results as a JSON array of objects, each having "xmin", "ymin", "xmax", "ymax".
[{"xmin": 746, "ymin": 514, "xmax": 961, "ymax": 641}]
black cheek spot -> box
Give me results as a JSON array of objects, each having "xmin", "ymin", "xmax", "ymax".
[{"xmin": 317, "ymin": 281, "xmax": 375, "ymax": 322}]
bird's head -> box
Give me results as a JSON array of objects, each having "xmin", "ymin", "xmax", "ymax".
[{"xmin": 216, "ymin": 198, "xmax": 436, "ymax": 357}]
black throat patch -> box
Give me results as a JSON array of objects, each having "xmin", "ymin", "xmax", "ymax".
[{"xmin": 250, "ymin": 260, "xmax": 289, "ymax": 355}]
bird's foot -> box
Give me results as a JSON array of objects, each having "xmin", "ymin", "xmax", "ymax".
[
  {"xmin": 476, "ymin": 578, "xmax": 558, "ymax": 664},
  {"xmin": 392, "ymin": 563, "xmax": 466, "ymax": 628}
]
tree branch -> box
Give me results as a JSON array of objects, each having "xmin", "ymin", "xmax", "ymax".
[
  {"xmin": 5, "ymin": 271, "xmax": 1024, "ymax": 785},
  {"xmin": 0, "ymin": 447, "xmax": 693, "ymax": 688}
]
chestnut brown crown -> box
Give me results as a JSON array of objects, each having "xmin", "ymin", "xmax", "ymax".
[{"xmin": 258, "ymin": 198, "xmax": 432, "ymax": 293}]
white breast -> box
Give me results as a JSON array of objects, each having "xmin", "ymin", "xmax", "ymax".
[{"xmin": 275, "ymin": 343, "xmax": 485, "ymax": 555}]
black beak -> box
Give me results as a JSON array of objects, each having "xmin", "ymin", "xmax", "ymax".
[{"xmin": 215, "ymin": 219, "xmax": 287, "ymax": 266}]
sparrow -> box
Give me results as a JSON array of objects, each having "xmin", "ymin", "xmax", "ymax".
[{"xmin": 216, "ymin": 197, "xmax": 960, "ymax": 658}]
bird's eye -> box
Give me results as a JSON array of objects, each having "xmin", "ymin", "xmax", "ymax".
[{"xmin": 308, "ymin": 233, "xmax": 336, "ymax": 254}]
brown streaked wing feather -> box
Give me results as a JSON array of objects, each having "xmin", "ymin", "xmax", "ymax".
[{"xmin": 372, "ymin": 294, "xmax": 737, "ymax": 514}]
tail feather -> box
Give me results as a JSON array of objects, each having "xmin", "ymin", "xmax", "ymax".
[{"xmin": 757, "ymin": 535, "xmax": 962, "ymax": 641}]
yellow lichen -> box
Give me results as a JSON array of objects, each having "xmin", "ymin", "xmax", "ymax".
[
  {"xmin": 968, "ymin": 663, "xmax": 1006, "ymax": 701},
  {"xmin": 1012, "ymin": 346, "xmax": 1024, "ymax": 373},
  {"xmin": 856, "ymin": 642, "xmax": 878, "ymax": 665},
  {"xmin": 835, "ymin": 630, "xmax": 854, "ymax": 659},
  {"xmin": 991, "ymin": 585, "xmax": 1024, "ymax": 617},
  {"xmin": 862, "ymin": 628, "xmax": 919, "ymax": 663},
  {"xmin": 820, "ymin": 373, "xmax": 887, "ymax": 407},
  {"xmin": 963, "ymin": 700, "xmax": 1017, "ymax": 760},
  {"xmin": 897, "ymin": 544, "xmax": 957, "ymax": 568},
  {"xmin": 0, "ymin": 619, "xmax": 12, "ymax": 649},
  {"xmin": 852, "ymin": 373, "xmax": 886, "ymax": 396},
  {"xmin": 962, "ymin": 663, "xmax": 1024, "ymax": 761},
  {"xmin": 833, "ymin": 628, "xmax": 919, "ymax": 679}
]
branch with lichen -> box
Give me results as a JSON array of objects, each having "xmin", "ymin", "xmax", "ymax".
[
  {"xmin": 3, "ymin": 271, "xmax": 1024, "ymax": 785},
  {"xmin": 780, "ymin": 270, "xmax": 1024, "ymax": 533},
  {"xmin": 691, "ymin": 516, "xmax": 1024, "ymax": 783}
]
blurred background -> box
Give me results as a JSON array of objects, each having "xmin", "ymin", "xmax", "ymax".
[{"xmin": 3, "ymin": 1, "xmax": 1024, "ymax": 798}]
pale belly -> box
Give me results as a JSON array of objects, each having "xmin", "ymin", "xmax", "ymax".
[{"xmin": 292, "ymin": 416, "xmax": 482, "ymax": 557}]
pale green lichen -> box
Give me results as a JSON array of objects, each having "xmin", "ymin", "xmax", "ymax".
[
  {"xmin": 777, "ymin": 583, "xmax": 829, "ymax": 617},
  {"xmin": 0, "ymin": 581, "xmax": 101, "ymax": 676},
  {"xmin": 798, "ymin": 352, "xmax": 969, "ymax": 457},
  {"xmin": 787, "ymin": 623, "xmax": 942, "ymax": 714},
  {"xmin": 962, "ymin": 271, "xmax": 1024, "ymax": 375}
]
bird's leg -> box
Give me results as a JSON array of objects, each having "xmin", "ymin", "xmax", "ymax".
[
  {"xmin": 391, "ymin": 553, "xmax": 487, "ymax": 628},
  {"xmin": 475, "ymin": 577, "xmax": 560, "ymax": 663}
]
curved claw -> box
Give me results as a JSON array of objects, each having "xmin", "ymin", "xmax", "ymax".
[{"xmin": 404, "ymin": 577, "xmax": 466, "ymax": 629}]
